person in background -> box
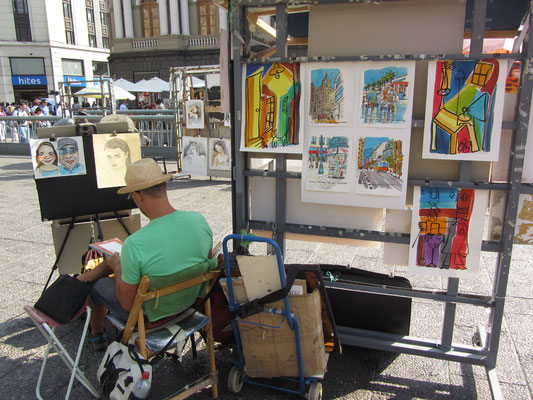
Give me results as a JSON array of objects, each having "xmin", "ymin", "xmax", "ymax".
[
  {"xmin": 33, "ymin": 107, "xmax": 50, "ymax": 128},
  {"xmin": 72, "ymin": 98, "xmax": 81, "ymax": 111},
  {"xmin": 119, "ymin": 101, "xmax": 128, "ymax": 111},
  {"xmin": 30, "ymin": 98, "xmax": 40, "ymax": 113},
  {"xmin": 155, "ymin": 99, "xmax": 165, "ymax": 110},
  {"xmin": 13, "ymin": 101, "xmax": 30, "ymax": 143},
  {"xmin": 0, "ymin": 105, "xmax": 6, "ymax": 142},
  {"xmin": 40, "ymin": 99, "xmax": 50, "ymax": 116}
]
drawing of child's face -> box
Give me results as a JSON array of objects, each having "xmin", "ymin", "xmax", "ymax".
[
  {"xmin": 105, "ymin": 147, "xmax": 128, "ymax": 169},
  {"xmin": 59, "ymin": 145, "xmax": 79, "ymax": 171},
  {"xmin": 37, "ymin": 144, "xmax": 56, "ymax": 166}
]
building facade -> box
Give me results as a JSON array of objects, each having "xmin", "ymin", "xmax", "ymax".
[
  {"xmin": 108, "ymin": 0, "xmax": 226, "ymax": 82},
  {"xmin": 0, "ymin": 0, "xmax": 111, "ymax": 103}
]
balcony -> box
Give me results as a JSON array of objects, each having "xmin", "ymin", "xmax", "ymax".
[{"xmin": 111, "ymin": 34, "xmax": 219, "ymax": 54}]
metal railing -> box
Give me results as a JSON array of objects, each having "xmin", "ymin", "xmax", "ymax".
[{"xmin": 0, "ymin": 113, "xmax": 179, "ymax": 147}]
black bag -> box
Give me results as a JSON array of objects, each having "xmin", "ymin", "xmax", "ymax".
[
  {"xmin": 321, "ymin": 264, "xmax": 412, "ymax": 336},
  {"xmin": 34, "ymin": 275, "xmax": 92, "ymax": 324}
]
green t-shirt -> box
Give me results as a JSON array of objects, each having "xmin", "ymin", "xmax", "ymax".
[{"xmin": 121, "ymin": 211, "xmax": 213, "ymax": 285}]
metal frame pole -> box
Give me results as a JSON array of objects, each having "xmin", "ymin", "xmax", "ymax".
[
  {"xmin": 274, "ymin": 2, "xmax": 289, "ymax": 255},
  {"xmin": 231, "ymin": 4, "xmax": 248, "ymax": 235},
  {"xmin": 485, "ymin": 4, "xmax": 533, "ymax": 390}
]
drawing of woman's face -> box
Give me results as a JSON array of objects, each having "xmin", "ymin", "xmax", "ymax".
[
  {"xmin": 37, "ymin": 143, "xmax": 57, "ymax": 168},
  {"xmin": 214, "ymin": 143, "xmax": 223, "ymax": 153},
  {"xmin": 105, "ymin": 147, "xmax": 128, "ymax": 170}
]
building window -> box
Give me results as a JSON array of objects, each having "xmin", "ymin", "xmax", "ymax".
[
  {"xmin": 99, "ymin": 0, "xmax": 110, "ymax": 49},
  {"xmin": 11, "ymin": 57, "xmax": 45, "ymax": 76},
  {"xmin": 198, "ymin": 0, "xmax": 217, "ymax": 35},
  {"xmin": 86, "ymin": 0, "xmax": 97, "ymax": 47},
  {"xmin": 93, "ymin": 61, "xmax": 109, "ymax": 79},
  {"xmin": 86, "ymin": 8, "xmax": 94, "ymax": 23},
  {"xmin": 13, "ymin": 0, "xmax": 32, "ymax": 42},
  {"xmin": 63, "ymin": 0, "xmax": 75, "ymax": 44},
  {"xmin": 142, "ymin": 1, "xmax": 160, "ymax": 38},
  {"xmin": 62, "ymin": 59, "xmax": 84, "ymax": 76}
]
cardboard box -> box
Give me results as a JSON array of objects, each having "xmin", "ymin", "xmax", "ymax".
[{"xmin": 237, "ymin": 288, "xmax": 327, "ymax": 378}]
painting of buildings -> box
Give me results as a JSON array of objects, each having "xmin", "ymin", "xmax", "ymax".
[
  {"xmin": 423, "ymin": 59, "xmax": 506, "ymax": 161},
  {"xmin": 355, "ymin": 136, "xmax": 403, "ymax": 196},
  {"xmin": 408, "ymin": 187, "xmax": 487, "ymax": 278},
  {"xmin": 309, "ymin": 68, "xmax": 345, "ymax": 124},
  {"xmin": 305, "ymin": 135, "xmax": 350, "ymax": 192},
  {"xmin": 242, "ymin": 63, "xmax": 301, "ymax": 152},
  {"xmin": 360, "ymin": 64, "xmax": 410, "ymax": 127}
]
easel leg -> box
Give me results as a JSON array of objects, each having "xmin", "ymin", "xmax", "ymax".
[{"xmin": 42, "ymin": 217, "xmax": 76, "ymax": 294}]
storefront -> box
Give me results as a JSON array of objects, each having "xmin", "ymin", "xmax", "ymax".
[{"xmin": 10, "ymin": 57, "xmax": 48, "ymax": 102}]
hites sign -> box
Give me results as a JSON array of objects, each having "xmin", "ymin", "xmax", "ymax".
[{"xmin": 12, "ymin": 75, "xmax": 47, "ymax": 86}]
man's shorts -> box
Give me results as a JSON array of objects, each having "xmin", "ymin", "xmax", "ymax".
[{"xmin": 90, "ymin": 277, "xmax": 131, "ymax": 322}]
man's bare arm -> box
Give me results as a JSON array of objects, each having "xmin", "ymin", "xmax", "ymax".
[{"xmin": 106, "ymin": 254, "xmax": 139, "ymax": 311}]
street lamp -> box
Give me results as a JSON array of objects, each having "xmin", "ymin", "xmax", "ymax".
[{"xmin": 318, "ymin": 134, "xmax": 325, "ymax": 175}]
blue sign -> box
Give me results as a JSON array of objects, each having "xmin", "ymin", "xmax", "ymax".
[
  {"xmin": 12, "ymin": 75, "xmax": 47, "ymax": 86},
  {"xmin": 63, "ymin": 76, "xmax": 87, "ymax": 87}
]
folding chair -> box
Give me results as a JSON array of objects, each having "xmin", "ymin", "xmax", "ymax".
[
  {"xmin": 23, "ymin": 305, "xmax": 100, "ymax": 400},
  {"xmin": 106, "ymin": 261, "xmax": 221, "ymax": 400}
]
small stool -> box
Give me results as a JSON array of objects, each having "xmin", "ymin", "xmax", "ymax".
[{"xmin": 24, "ymin": 305, "xmax": 100, "ymax": 400}]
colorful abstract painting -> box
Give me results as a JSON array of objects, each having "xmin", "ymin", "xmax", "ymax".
[
  {"xmin": 309, "ymin": 68, "xmax": 346, "ymax": 125},
  {"xmin": 241, "ymin": 63, "xmax": 302, "ymax": 153},
  {"xmin": 305, "ymin": 134, "xmax": 351, "ymax": 192},
  {"xmin": 423, "ymin": 59, "xmax": 507, "ymax": 161},
  {"xmin": 359, "ymin": 63, "xmax": 412, "ymax": 128},
  {"xmin": 408, "ymin": 187, "xmax": 487, "ymax": 278},
  {"xmin": 355, "ymin": 136, "xmax": 404, "ymax": 196}
]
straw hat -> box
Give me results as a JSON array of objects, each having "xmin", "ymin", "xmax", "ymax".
[{"xmin": 117, "ymin": 158, "xmax": 173, "ymax": 194}]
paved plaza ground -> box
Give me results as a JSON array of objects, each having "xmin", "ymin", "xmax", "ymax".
[{"xmin": 0, "ymin": 154, "xmax": 532, "ymax": 399}]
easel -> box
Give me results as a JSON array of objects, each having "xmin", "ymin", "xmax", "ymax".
[{"xmin": 41, "ymin": 211, "xmax": 133, "ymax": 294}]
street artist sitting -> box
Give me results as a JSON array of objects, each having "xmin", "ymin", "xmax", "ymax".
[{"xmin": 77, "ymin": 158, "xmax": 213, "ymax": 350}]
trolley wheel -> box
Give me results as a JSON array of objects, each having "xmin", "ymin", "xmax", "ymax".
[
  {"xmin": 227, "ymin": 366, "xmax": 244, "ymax": 393},
  {"xmin": 307, "ymin": 381, "xmax": 322, "ymax": 400}
]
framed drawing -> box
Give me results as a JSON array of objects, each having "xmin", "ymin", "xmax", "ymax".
[
  {"xmin": 354, "ymin": 135, "xmax": 405, "ymax": 196},
  {"xmin": 185, "ymin": 100, "xmax": 205, "ymax": 129},
  {"xmin": 181, "ymin": 136, "xmax": 208, "ymax": 176},
  {"xmin": 307, "ymin": 63, "xmax": 355, "ymax": 126},
  {"xmin": 304, "ymin": 133, "xmax": 352, "ymax": 193},
  {"xmin": 408, "ymin": 186, "xmax": 488, "ymax": 278},
  {"xmin": 241, "ymin": 63, "xmax": 303, "ymax": 153},
  {"xmin": 93, "ymin": 133, "xmax": 142, "ymax": 189},
  {"xmin": 358, "ymin": 61, "xmax": 415, "ymax": 129},
  {"xmin": 31, "ymin": 137, "xmax": 87, "ymax": 179},
  {"xmin": 423, "ymin": 59, "xmax": 507, "ymax": 161},
  {"xmin": 208, "ymin": 138, "xmax": 231, "ymax": 170}
]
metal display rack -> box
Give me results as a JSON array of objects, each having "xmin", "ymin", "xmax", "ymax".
[
  {"xmin": 169, "ymin": 66, "xmax": 231, "ymax": 177},
  {"xmin": 228, "ymin": 0, "xmax": 533, "ymax": 398}
]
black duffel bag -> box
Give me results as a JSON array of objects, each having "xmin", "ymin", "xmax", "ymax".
[{"xmin": 34, "ymin": 274, "xmax": 92, "ymax": 324}]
